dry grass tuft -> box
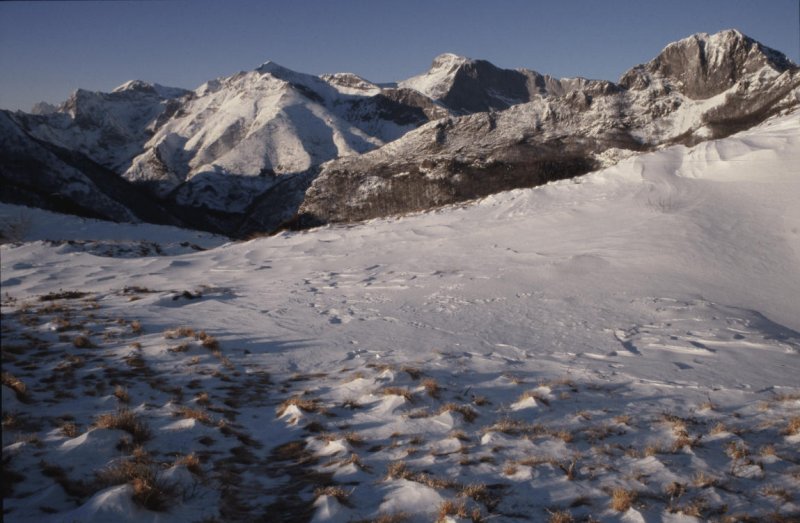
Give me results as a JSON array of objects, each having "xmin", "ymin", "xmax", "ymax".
[
  {"xmin": 277, "ymin": 396, "xmax": 324, "ymax": 417},
  {"xmin": 197, "ymin": 331, "xmax": 219, "ymax": 350},
  {"xmin": 557, "ymin": 457, "xmax": 579, "ymax": 481},
  {"xmin": 176, "ymin": 406, "xmax": 214, "ymax": 425},
  {"xmin": 437, "ymin": 499, "xmax": 468, "ymax": 520},
  {"xmin": 167, "ymin": 342, "xmax": 191, "ymax": 353},
  {"xmin": 72, "ymin": 335, "xmax": 94, "ymax": 348},
  {"xmin": 610, "ymin": 487, "xmax": 637, "ymax": 512},
  {"xmin": 759, "ymin": 444, "xmax": 777, "ymax": 457},
  {"xmin": 614, "ymin": 414, "xmax": 632, "ymax": 426},
  {"xmin": 402, "ymin": 366, "xmax": 422, "ymax": 380},
  {"xmin": 164, "ymin": 326, "xmax": 195, "ymax": 339},
  {"xmin": 459, "ymin": 482, "xmax": 492, "ymax": 506},
  {"xmin": 486, "ymin": 418, "xmax": 529, "ymax": 436},
  {"xmin": 382, "ymin": 387, "xmax": 414, "ymax": 402},
  {"xmin": 96, "ymin": 460, "xmax": 177, "ymax": 511},
  {"xmin": 725, "ymin": 441, "xmax": 749, "ymax": 460},
  {"xmin": 503, "ymin": 463, "xmax": 518, "ymax": 476},
  {"xmin": 130, "ymin": 320, "xmax": 143, "ymax": 334},
  {"xmin": 94, "ymin": 409, "xmax": 151, "ymax": 443},
  {"xmin": 315, "ymin": 485, "xmax": 352, "ymax": 506},
  {"xmin": 1, "ymin": 371, "xmax": 29, "ymax": 401},
  {"xmin": 175, "ymin": 453, "xmax": 202, "ymax": 475},
  {"xmin": 547, "ymin": 510, "xmax": 575, "ymax": 523},
  {"xmin": 114, "ymin": 385, "xmax": 130, "ymax": 404},
  {"xmin": 692, "ymin": 471, "xmax": 718, "ymax": 488},
  {"xmin": 709, "ymin": 422, "xmax": 728, "ymax": 435},
  {"xmin": 366, "ymin": 513, "xmax": 409, "ymax": 523},
  {"xmin": 438, "ymin": 403, "xmax": 478, "ymax": 423},
  {"xmin": 60, "ymin": 421, "xmax": 80, "ymax": 438},
  {"xmin": 194, "ymin": 392, "xmax": 211, "ymax": 406},
  {"xmin": 422, "ymin": 378, "xmax": 440, "ymax": 398},
  {"xmin": 386, "ymin": 461, "xmax": 412, "ymax": 480},
  {"xmin": 782, "ymin": 416, "xmax": 800, "ymax": 436},
  {"xmin": 517, "ymin": 390, "xmax": 551, "ymax": 407},
  {"xmin": 665, "ymin": 481, "xmax": 686, "ymax": 500}
]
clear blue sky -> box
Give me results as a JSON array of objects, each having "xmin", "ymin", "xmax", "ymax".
[{"xmin": 1, "ymin": 0, "xmax": 798, "ymax": 111}]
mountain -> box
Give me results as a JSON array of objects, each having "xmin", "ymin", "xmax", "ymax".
[
  {"xmin": 1, "ymin": 29, "xmax": 797, "ymax": 236},
  {"xmin": 122, "ymin": 61, "xmax": 454, "ymax": 215},
  {"xmin": 299, "ymin": 30, "xmax": 799, "ymax": 225},
  {"xmin": 10, "ymin": 81, "xmax": 190, "ymax": 174},
  {"xmin": 0, "ymin": 111, "xmax": 185, "ymax": 226},
  {"xmin": 398, "ymin": 52, "xmax": 611, "ymax": 114}
]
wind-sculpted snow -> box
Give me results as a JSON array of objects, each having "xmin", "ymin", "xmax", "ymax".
[{"xmin": 2, "ymin": 115, "xmax": 799, "ymax": 522}]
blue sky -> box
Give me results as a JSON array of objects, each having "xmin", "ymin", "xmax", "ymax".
[{"xmin": 1, "ymin": 0, "xmax": 798, "ymax": 111}]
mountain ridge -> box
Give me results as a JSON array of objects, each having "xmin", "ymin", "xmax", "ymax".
[{"xmin": 1, "ymin": 29, "xmax": 797, "ymax": 237}]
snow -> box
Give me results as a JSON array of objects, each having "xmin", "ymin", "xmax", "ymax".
[
  {"xmin": 399, "ymin": 53, "xmax": 474, "ymax": 100},
  {"xmin": 2, "ymin": 114, "xmax": 799, "ymax": 521}
]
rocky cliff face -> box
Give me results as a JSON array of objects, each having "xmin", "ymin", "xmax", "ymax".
[{"xmin": 1, "ymin": 29, "xmax": 797, "ymax": 237}]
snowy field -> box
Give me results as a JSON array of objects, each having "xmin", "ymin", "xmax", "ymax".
[{"xmin": 2, "ymin": 114, "xmax": 799, "ymax": 522}]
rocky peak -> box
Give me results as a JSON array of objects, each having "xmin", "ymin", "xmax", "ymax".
[
  {"xmin": 30, "ymin": 101, "xmax": 58, "ymax": 115},
  {"xmin": 401, "ymin": 53, "xmax": 544, "ymax": 114},
  {"xmin": 620, "ymin": 29, "xmax": 797, "ymax": 99},
  {"xmin": 320, "ymin": 72, "xmax": 381, "ymax": 95}
]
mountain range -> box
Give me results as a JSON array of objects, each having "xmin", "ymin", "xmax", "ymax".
[{"xmin": 1, "ymin": 29, "xmax": 797, "ymax": 237}]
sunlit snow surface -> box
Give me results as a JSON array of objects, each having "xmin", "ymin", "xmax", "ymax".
[{"xmin": 2, "ymin": 114, "xmax": 799, "ymax": 522}]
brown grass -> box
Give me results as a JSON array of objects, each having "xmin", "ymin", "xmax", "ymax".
[
  {"xmin": 725, "ymin": 441, "xmax": 749, "ymax": 460},
  {"xmin": 315, "ymin": 485, "xmax": 352, "ymax": 506},
  {"xmin": 94, "ymin": 409, "xmax": 151, "ymax": 443},
  {"xmin": 167, "ymin": 342, "xmax": 191, "ymax": 353},
  {"xmin": 277, "ymin": 396, "xmax": 324, "ymax": 417},
  {"xmin": 610, "ymin": 488, "xmax": 637, "ymax": 511},
  {"xmin": 517, "ymin": 390, "xmax": 551, "ymax": 407},
  {"xmin": 382, "ymin": 387, "xmax": 414, "ymax": 402},
  {"xmin": 1, "ymin": 371, "xmax": 28, "ymax": 401},
  {"xmin": 72, "ymin": 335, "xmax": 94, "ymax": 348},
  {"xmin": 195, "ymin": 392, "xmax": 211, "ymax": 406},
  {"xmin": 547, "ymin": 510, "xmax": 575, "ymax": 523},
  {"xmin": 782, "ymin": 416, "xmax": 800, "ymax": 436},
  {"xmin": 175, "ymin": 453, "xmax": 202, "ymax": 475},
  {"xmin": 692, "ymin": 471, "xmax": 718, "ymax": 488},
  {"xmin": 60, "ymin": 421, "xmax": 80, "ymax": 438},
  {"xmin": 197, "ymin": 331, "xmax": 219, "ymax": 350},
  {"xmin": 386, "ymin": 461, "xmax": 413, "ymax": 480},
  {"xmin": 176, "ymin": 406, "xmax": 214, "ymax": 425},
  {"xmin": 402, "ymin": 366, "xmax": 422, "ymax": 380},
  {"xmin": 422, "ymin": 378, "xmax": 440, "ymax": 398},
  {"xmin": 459, "ymin": 482, "xmax": 492, "ymax": 506},
  {"xmin": 96, "ymin": 460, "xmax": 177, "ymax": 511},
  {"xmin": 114, "ymin": 385, "xmax": 130, "ymax": 404},
  {"xmin": 164, "ymin": 326, "xmax": 195, "ymax": 339},
  {"xmin": 437, "ymin": 499, "xmax": 468, "ymax": 520},
  {"xmin": 438, "ymin": 403, "xmax": 478, "ymax": 423}
]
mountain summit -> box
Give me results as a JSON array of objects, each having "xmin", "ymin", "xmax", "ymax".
[
  {"xmin": 1, "ymin": 29, "xmax": 797, "ymax": 236},
  {"xmin": 620, "ymin": 29, "xmax": 795, "ymax": 98}
]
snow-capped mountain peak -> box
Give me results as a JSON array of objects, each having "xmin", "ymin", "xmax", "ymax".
[
  {"xmin": 112, "ymin": 79, "xmax": 189, "ymax": 100},
  {"xmin": 620, "ymin": 28, "xmax": 796, "ymax": 99}
]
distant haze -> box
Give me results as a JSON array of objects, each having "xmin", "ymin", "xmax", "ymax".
[{"xmin": 1, "ymin": 0, "xmax": 798, "ymax": 112}]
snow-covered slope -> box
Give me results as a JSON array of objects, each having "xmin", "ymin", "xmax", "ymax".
[{"xmin": 2, "ymin": 113, "xmax": 799, "ymax": 522}]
